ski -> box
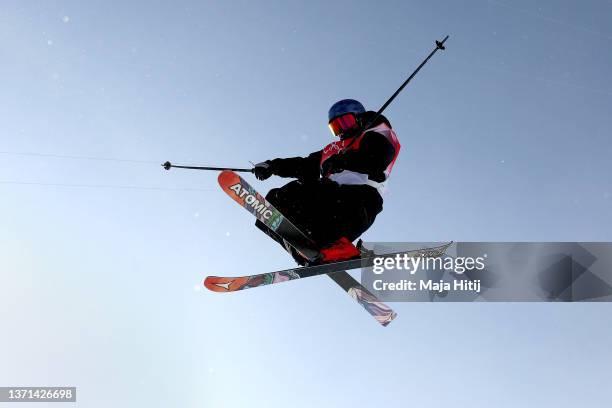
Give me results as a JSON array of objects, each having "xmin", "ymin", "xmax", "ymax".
[
  {"xmin": 215, "ymin": 170, "xmax": 398, "ymax": 326},
  {"xmin": 327, "ymin": 272, "xmax": 396, "ymax": 326},
  {"xmin": 204, "ymin": 242, "xmax": 452, "ymax": 292},
  {"xmin": 218, "ymin": 170, "xmax": 320, "ymax": 261}
]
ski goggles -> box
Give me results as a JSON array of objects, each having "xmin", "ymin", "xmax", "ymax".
[{"xmin": 328, "ymin": 113, "xmax": 358, "ymax": 137}]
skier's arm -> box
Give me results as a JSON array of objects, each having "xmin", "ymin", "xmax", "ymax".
[
  {"xmin": 324, "ymin": 132, "xmax": 396, "ymax": 182},
  {"xmin": 266, "ymin": 151, "xmax": 322, "ymax": 181}
]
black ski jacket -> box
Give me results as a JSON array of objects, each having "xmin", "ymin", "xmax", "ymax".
[{"xmin": 267, "ymin": 113, "xmax": 397, "ymax": 185}]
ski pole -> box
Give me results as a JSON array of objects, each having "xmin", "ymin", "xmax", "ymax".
[
  {"xmin": 162, "ymin": 161, "xmax": 253, "ymax": 173},
  {"xmin": 163, "ymin": 36, "xmax": 448, "ymax": 175},
  {"xmin": 363, "ymin": 35, "xmax": 449, "ymax": 130}
]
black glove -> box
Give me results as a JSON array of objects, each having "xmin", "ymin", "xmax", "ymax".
[
  {"xmin": 253, "ymin": 161, "xmax": 274, "ymax": 180},
  {"xmin": 321, "ymin": 154, "xmax": 347, "ymax": 176}
]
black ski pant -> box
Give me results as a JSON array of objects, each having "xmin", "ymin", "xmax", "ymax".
[{"xmin": 255, "ymin": 179, "xmax": 383, "ymax": 249}]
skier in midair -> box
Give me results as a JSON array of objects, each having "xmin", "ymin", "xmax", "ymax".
[{"xmin": 253, "ymin": 99, "xmax": 401, "ymax": 265}]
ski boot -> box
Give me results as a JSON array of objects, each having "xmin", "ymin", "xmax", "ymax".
[{"xmin": 317, "ymin": 237, "xmax": 361, "ymax": 264}]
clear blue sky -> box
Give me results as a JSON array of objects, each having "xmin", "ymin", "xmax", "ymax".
[{"xmin": 1, "ymin": 1, "xmax": 611, "ymax": 407}]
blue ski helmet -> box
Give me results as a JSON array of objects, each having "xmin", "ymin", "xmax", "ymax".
[{"xmin": 328, "ymin": 99, "xmax": 366, "ymax": 122}]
